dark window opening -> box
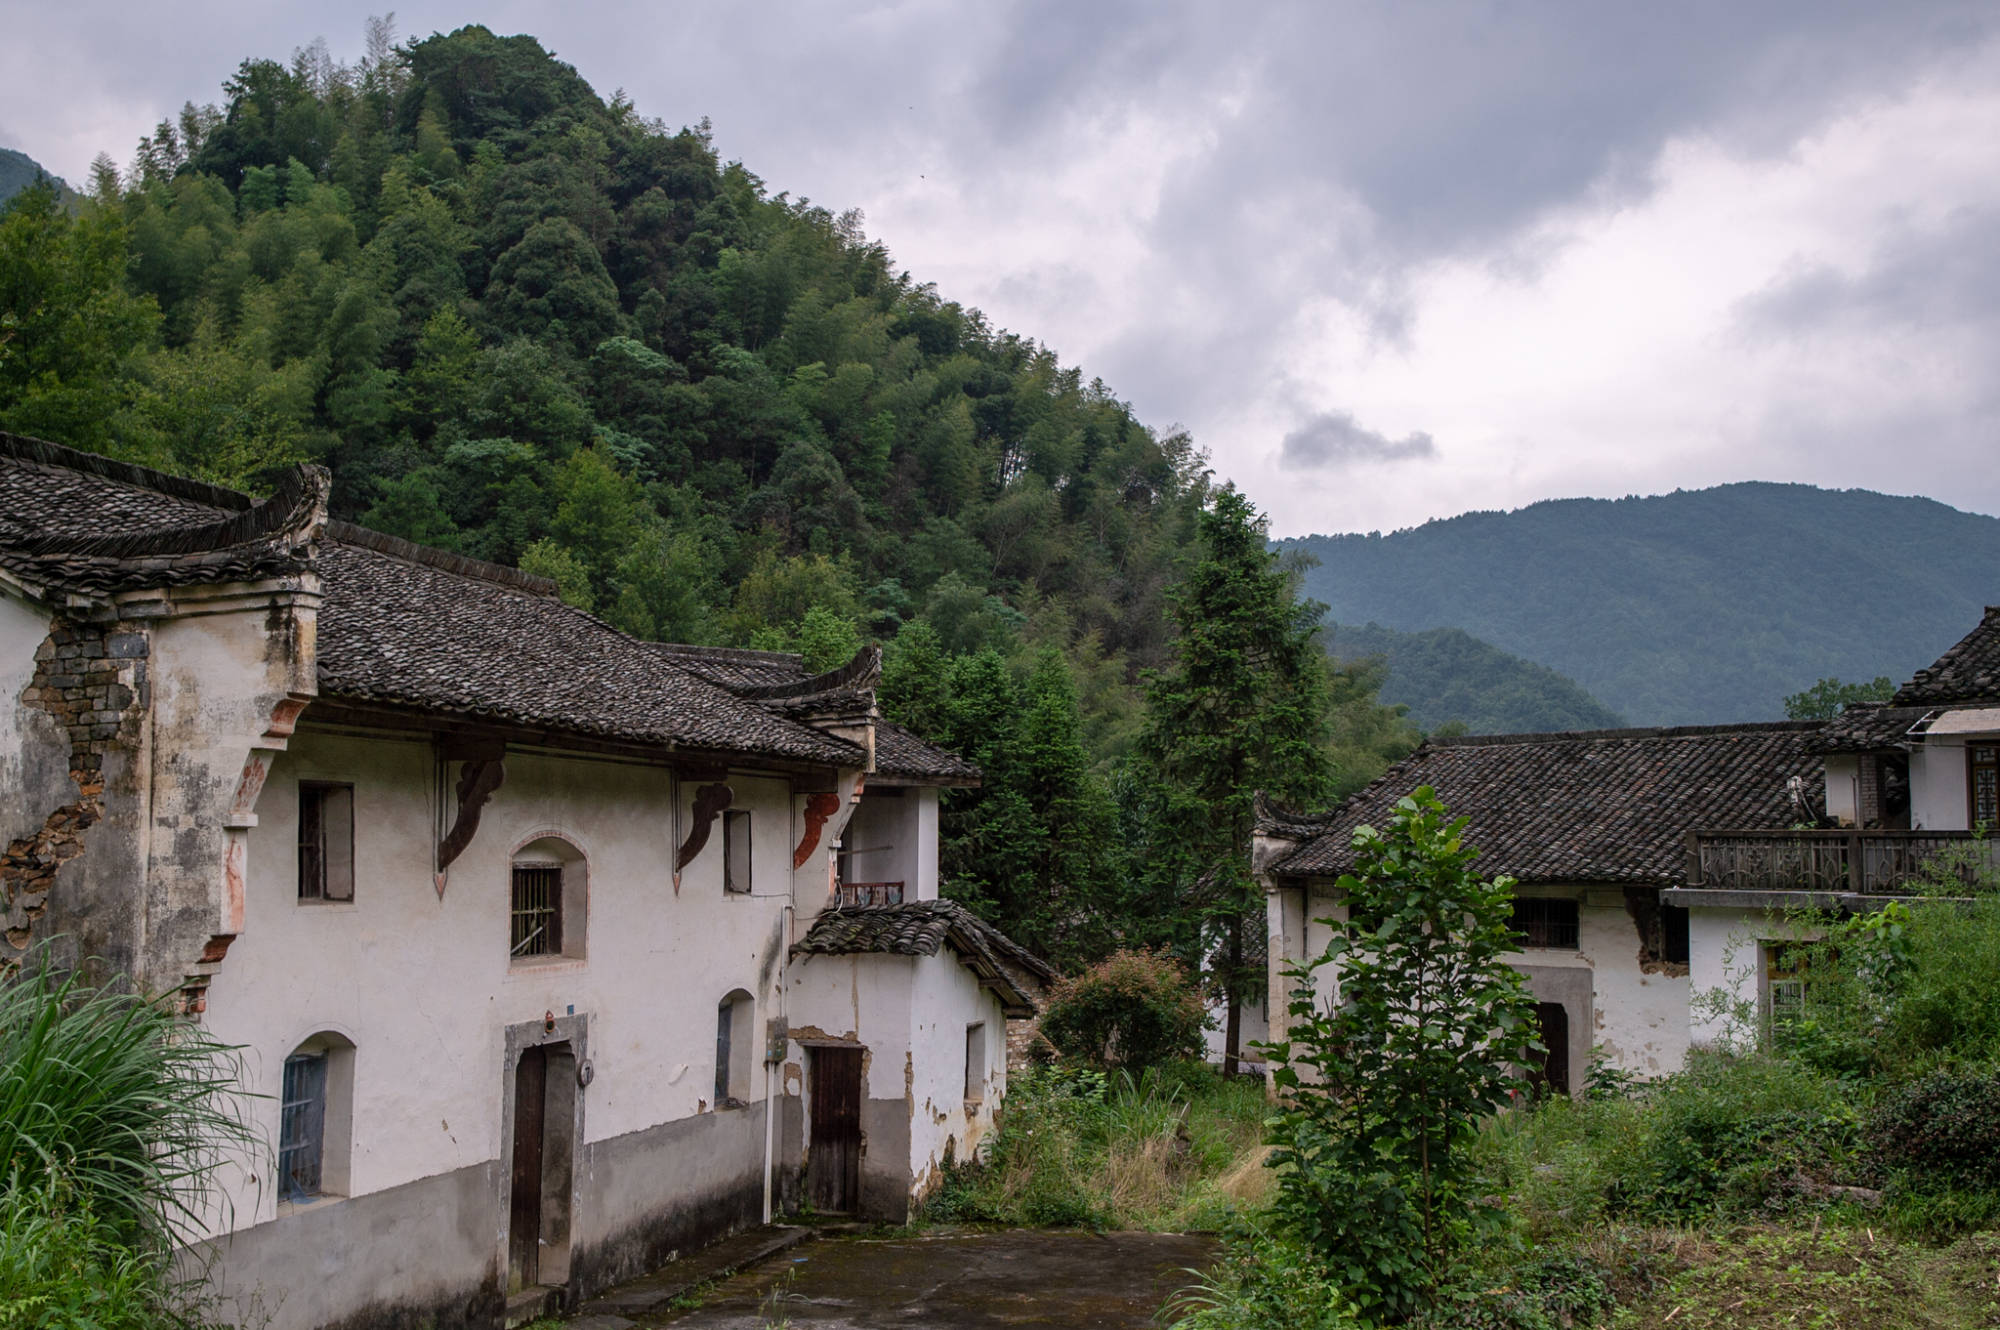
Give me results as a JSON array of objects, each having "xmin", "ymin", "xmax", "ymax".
[
  {"xmin": 724, "ymin": 810, "xmax": 752, "ymax": 894},
  {"xmin": 297, "ymin": 783, "xmax": 354, "ymax": 901},
  {"xmin": 279, "ymin": 1052, "xmax": 328, "ymax": 1200},
  {"xmin": 1972, "ymin": 745, "xmax": 1998, "ymax": 828},
  {"xmin": 715, "ymin": 1000, "xmax": 733, "ymax": 1106},
  {"xmin": 511, "ymin": 864, "xmax": 563, "ymax": 957},
  {"xmin": 1662, "ymin": 903, "xmax": 1691, "ymax": 966},
  {"xmin": 1511, "ymin": 898, "xmax": 1580, "ymax": 949}
]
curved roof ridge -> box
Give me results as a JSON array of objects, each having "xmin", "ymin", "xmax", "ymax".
[
  {"xmin": 1432, "ymin": 719, "xmax": 1823, "ymax": 748},
  {"xmin": 0, "ymin": 431, "xmax": 253, "ymax": 512},
  {"xmin": 733, "ymin": 645, "xmax": 882, "ymax": 701}
]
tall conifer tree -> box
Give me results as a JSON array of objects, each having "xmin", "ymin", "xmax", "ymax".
[{"xmin": 1137, "ymin": 486, "xmax": 1334, "ymax": 1073}]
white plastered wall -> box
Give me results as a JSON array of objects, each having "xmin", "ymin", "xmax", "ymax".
[
  {"xmin": 1911, "ymin": 737, "xmax": 1969, "ymax": 829},
  {"xmin": 1687, "ymin": 906, "xmax": 1820, "ymax": 1048},
  {"xmin": 0, "ymin": 590, "xmax": 61, "ymax": 845},
  {"xmin": 202, "ymin": 730, "xmax": 800, "ymax": 1234},
  {"xmin": 906, "ymin": 950, "xmax": 1007, "ymax": 1188},
  {"xmin": 1823, "ymin": 755, "xmax": 1861, "ymax": 826}
]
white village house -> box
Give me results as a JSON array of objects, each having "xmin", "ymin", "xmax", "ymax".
[
  {"xmin": 1258, "ymin": 606, "xmax": 2000, "ymax": 1091},
  {"xmin": 0, "ymin": 434, "xmax": 1051, "ymax": 1330}
]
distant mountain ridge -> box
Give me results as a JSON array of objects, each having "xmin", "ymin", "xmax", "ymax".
[
  {"xmin": 0, "ymin": 148, "xmax": 70, "ymax": 205},
  {"xmin": 1280, "ymin": 482, "xmax": 2000, "ymax": 726},
  {"xmin": 1327, "ymin": 622, "xmax": 1625, "ymax": 735}
]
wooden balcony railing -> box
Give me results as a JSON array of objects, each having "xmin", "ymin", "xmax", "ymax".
[
  {"xmin": 835, "ymin": 881, "xmax": 905, "ymax": 907},
  {"xmin": 1687, "ymin": 830, "xmax": 1995, "ymax": 895}
]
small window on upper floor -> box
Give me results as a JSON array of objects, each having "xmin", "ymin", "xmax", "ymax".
[
  {"xmin": 964, "ymin": 1023, "xmax": 987, "ymax": 1105},
  {"xmin": 298, "ymin": 783, "xmax": 354, "ymax": 902},
  {"xmin": 1971, "ymin": 744, "xmax": 1998, "ymax": 828},
  {"xmin": 1661, "ymin": 903, "xmax": 1691, "ymax": 966},
  {"xmin": 723, "ymin": 810, "xmax": 752, "ymax": 895},
  {"xmin": 1510, "ymin": 897, "xmax": 1579, "ymax": 949},
  {"xmin": 510, "ymin": 836, "xmax": 587, "ymax": 964}
]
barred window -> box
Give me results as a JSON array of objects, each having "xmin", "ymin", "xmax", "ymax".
[
  {"xmin": 279, "ymin": 1052, "xmax": 328, "ymax": 1201},
  {"xmin": 1971, "ymin": 745, "xmax": 1998, "ymax": 828},
  {"xmin": 1510, "ymin": 897, "xmax": 1579, "ymax": 949},
  {"xmin": 297, "ymin": 783, "xmax": 354, "ymax": 901},
  {"xmin": 510, "ymin": 863, "xmax": 563, "ymax": 958}
]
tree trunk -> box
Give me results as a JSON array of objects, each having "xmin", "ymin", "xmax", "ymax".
[{"xmin": 1222, "ymin": 915, "xmax": 1243, "ymax": 1077}]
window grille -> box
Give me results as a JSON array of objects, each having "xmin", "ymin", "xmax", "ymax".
[
  {"xmin": 511, "ymin": 863, "xmax": 562, "ymax": 957},
  {"xmin": 1510, "ymin": 897, "xmax": 1580, "ymax": 949},
  {"xmin": 297, "ymin": 783, "xmax": 354, "ymax": 901},
  {"xmin": 279, "ymin": 1052, "xmax": 328, "ymax": 1201},
  {"xmin": 1972, "ymin": 746, "xmax": 1998, "ymax": 827},
  {"xmin": 724, "ymin": 810, "xmax": 752, "ymax": 894}
]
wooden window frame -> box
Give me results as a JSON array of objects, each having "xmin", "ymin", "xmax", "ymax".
[
  {"xmin": 510, "ymin": 861, "xmax": 564, "ymax": 959},
  {"xmin": 1969, "ymin": 743, "xmax": 1999, "ymax": 829},
  {"xmin": 1510, "ymin": 897, "xmax": 1580, "ymax": 950},
  {"xmin": 279, "ymin": 1051, "xmax": 328, "ymax": 1201},
  {"xmin": 297, "ymin": 782, "xmax": 355, "ymax": 902}
]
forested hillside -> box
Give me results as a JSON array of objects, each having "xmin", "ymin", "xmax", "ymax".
[
  {"xmin": 0, "ymin": 23, "xmax": 1418, "ymax": 968},
  {"xmin": 1326, "ymin": 622, "xmax": 1624, "ymax": 734},
  {"xmin": 1282, "ymin": 482, "xmax": 2000, "ymax": 724}
]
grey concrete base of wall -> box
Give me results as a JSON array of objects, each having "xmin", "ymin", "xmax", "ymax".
[
  {"xmin": 197, "ymin": 1104, "xmax": 798, "ymax": 1330},
  {"xmin": 859, "ymin": 1097, "xmax": 914, "ymax": 1223}
]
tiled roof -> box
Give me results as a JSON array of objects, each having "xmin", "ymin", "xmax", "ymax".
[
  {"xmin": 792, "ymin": 900, "xmax": 1053, "ymax": 1014},
  {"xmin": 1265, "ymin": 722, "xmax": 1826, "ymax": 885},
  {"xmin": 646, "ymin": 643, "xmax": 980, "ymax": 786},
  {"xmin": 0, "ymin": 436, "xmax": 861, "ymax": 766},
  {"xmin": 1893, "ymin": 606, "xmax": 2000, "ymax": 708},
  {"xmin": 1814, "ymin": 702, "xmax": 1933, "ymax": 753},
  {"xmin": 0, "ymin": 434, "xmax": 324, "ymax": 594}
]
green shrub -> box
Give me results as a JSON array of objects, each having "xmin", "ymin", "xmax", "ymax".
[
  {"xmin": 1166, "ymin": 1223, "xmax": 1362, "ymax": 1330},
  {"xmin": 1414, "ymin": 1253, "xmax": 1614, "ymax": 1330},
  {"xmin": 0, "ymin": 959, "xmax": 252, "ymax": 1252},
  {"xmin": 1868, "ymin": 1068, "xmax": 2000, "ymax": 1191},
  {"xmin": 1035, "ymin": 949, "xmax": 1207, "ymax": 1074}
]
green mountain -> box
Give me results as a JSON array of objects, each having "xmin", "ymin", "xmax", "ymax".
[
  {"xmin": 0, "ymin": 148, "xmax": 69, "ymax": 206},
  {"xmin": 0, "ymin": 26, "xmax": 1211, "ymax": 764},
  {"xmin": 1281, "ymin": 482, "xmax": 2000, "ymax": 725},
  {"xmin": 1326, "ymin": 622, "xmax": 1625, "ymax": 734}
]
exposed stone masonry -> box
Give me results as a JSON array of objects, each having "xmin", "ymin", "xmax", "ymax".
[{"xmin": 1, "ymin": 618, "xmax": 147, "ymax": 971}]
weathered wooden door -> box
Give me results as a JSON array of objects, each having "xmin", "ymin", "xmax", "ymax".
[
  {"xmin": 509, "ymin": 1045, "xmax": 547, "ymax": 1290},
  {"xmin": 1530, "ymin": 1001, "xmax": 1569, "ymax": 1099},
  {"xmin": 807, "ymin": 1046, "xmax": 862, "ymax": 1213}
]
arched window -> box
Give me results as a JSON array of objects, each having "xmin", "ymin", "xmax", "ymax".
[
  {"xmin": 715, "ymin": 990, "xmax": 755, "ymax": 1108},
  {"xmin": 511, "ymin": 835, "xmax": 587, "ymax": 963},
  {"xmin": 280, "ymin": 1032, "xmax": 355, "ymax": 1203}
]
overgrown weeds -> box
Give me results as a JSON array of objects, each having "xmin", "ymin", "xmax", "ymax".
[{"xmin": 923, "ymin": 1062, "xmax": 1267, "ymax": 1231}]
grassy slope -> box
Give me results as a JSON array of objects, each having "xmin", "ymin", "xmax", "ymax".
[{"xmin": 1282, "ymin": 482, "xmax": 2000, "ymax": 725}]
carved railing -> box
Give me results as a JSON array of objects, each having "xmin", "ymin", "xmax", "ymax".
[
  {"xmin": 1688, "ymin": 830, "xmax": 1995, "ymax": 894},
  {"xmin": 835, "ymin": 881, "xmax": 905, "ymax": 907}
]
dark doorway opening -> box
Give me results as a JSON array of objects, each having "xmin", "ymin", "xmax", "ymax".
[
  {"xmin": 807, "ymin": 1046, "xmax": 863, "ymax": 1213},
  {"xmin": 1529, "ymin": 1002, "xmax": 1570, "ymax": 1099},
  {"xmin": 508, "ymin": 1042, "xmax": 577, "ymax": 1294}
]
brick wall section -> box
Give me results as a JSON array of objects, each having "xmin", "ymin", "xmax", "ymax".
[
  {"xmin": 1004, "ymin": 1015, "xmax": 1045, "ymax": 1071},
  {"xmin": 1, "ymin": 619, "xmax": 147, "ymax": 972}
]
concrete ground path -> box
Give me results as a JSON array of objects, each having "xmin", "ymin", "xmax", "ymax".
[{"xmin": 643, "ymin": 1229, "xmax": 1218, "ymax": 1330}]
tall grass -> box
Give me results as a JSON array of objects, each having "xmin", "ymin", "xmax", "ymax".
[
  {"xmin": 0, "ymin": 958, "xmax": 254, "ymax": 1252},
  {"xmin": 926, "ymin": 1062, "xmax": 1269, "ymax": 1231}
]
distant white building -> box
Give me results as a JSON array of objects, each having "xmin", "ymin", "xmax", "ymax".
[
  {"xmin": 0, "ymin": 434, "xmax": 1049, "ymax": 1330},
  {"xmin": 1254, "ymin": 723, "xmax": 1825, "ymax": 1093}
]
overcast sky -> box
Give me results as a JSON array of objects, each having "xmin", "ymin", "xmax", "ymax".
[{"xmin": 5, "ymin": 2, "xmax": 1997, "ymax": 536}]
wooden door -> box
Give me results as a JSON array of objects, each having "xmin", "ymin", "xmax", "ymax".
[
  {"xmin": 509, "ymin": 1045, "xmax": 547, "ymax": 1290},
  {"xmin": 1530, "ymin": 1001, "xmax": 1569, "ymax": 1099},
  {"xmin": 807, "ymin": 1046, "xmax": 862, "ymax": 1213}
]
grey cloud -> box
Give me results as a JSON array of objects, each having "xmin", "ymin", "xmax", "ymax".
[
  {"xmin": 1737, "ymin": 206, "xmax": 2000, "ymax": 336},
  {"xmin": 1280, "ymin": 412, "xmax": 1437, "ymax": 469}
]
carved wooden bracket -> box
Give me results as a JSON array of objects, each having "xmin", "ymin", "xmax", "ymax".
[
  {"xmin": 675, "ymin": 782, "xmax": 735, "ymax": 876},
  {"xmin": 793, "ymin": 792, "xmax": 843, "ymax": 869},
  {"xmin": 435, "ymin": 758, "xmax": 506, "ymax": 894}
]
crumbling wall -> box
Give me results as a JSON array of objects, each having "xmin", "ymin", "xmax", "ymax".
[{"xmin": 1, "ymin": 615, "xmax": 149, "ymax": 977}]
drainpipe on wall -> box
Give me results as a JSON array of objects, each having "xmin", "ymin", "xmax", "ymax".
[{"xmin": 763, "ymin": 901, "xmax": 793, "ymax": 1224}]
